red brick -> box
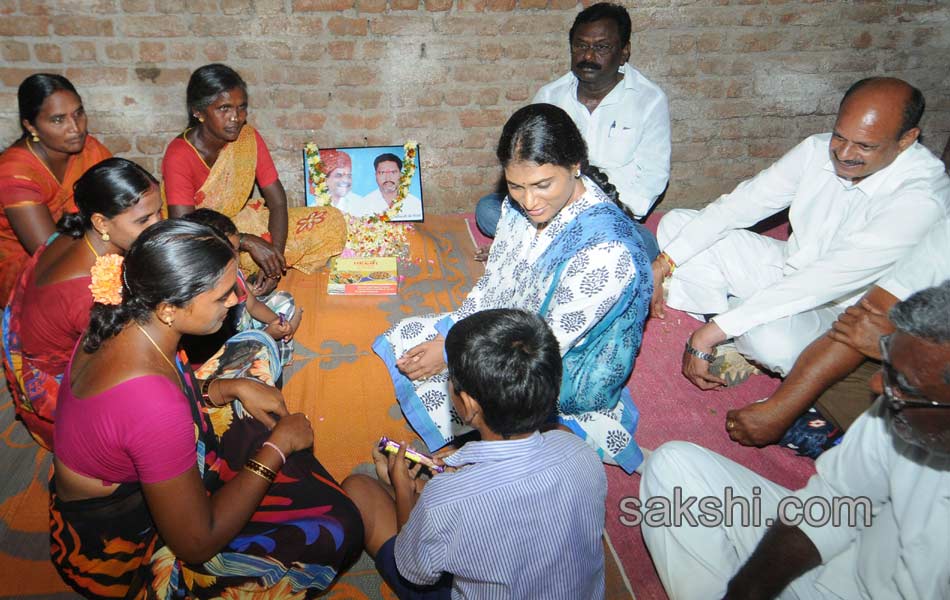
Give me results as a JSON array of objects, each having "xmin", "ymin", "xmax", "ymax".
[
  {"xmin": 852, "ymin": 31, "xmax": 872, "ymax": 49},
  {"xmin": 475, "ymin": 88, "xmax": 500, "ymax": 106},
  {"xmin": 34, "ymin": 43, "xmax": 63, "ymax": 63},
  {"xmin": 125, "ymin": 16, "xmax": 189, "ymax": 37},
  {"xmin": 263, "ymin": 67, "xmax": 323, "ymax": 86},
  {"xmin": 0, "ymin": 16, "xmax": 48, "ymax": 36},
  {"xmin": 505, "ymin": 85, "xmax": 531, "ymax": 102},
  {"xmin": 1, "ymin": 41, "xmax": 30, "ymax": 62},
  {"xmin": 121, "ymin": 0, "xmax": 151, "ymax": 12},
  {"xmin": 733, "ymin": 31, "xmax": 784, "ymax": 53},
  {"xmin": 697, "ymin": 32, "xmax": 723, "ymax": 53},
  {"xmin": 135, "ymin": 134, "xmax": 172, "ymax": 155},
  {"xmin": 335, "ymin": 89, "xmax": 383, "ymax": 109},
  {"xmin": 168, "ymin": 43, "xmax": 196, "ymax": 61},
  {"xmin": 97, "ymin": 134, "xmax": 133, "ymax": 154},
  {"xmin": 17, "ymin": 0, "xmax": 48, "ymax": 14},
  {"xmin": 134, "ymin": 67, "xmax": 190, "ymax": 86},
  {"xmin": 293, "ymin": 0, "xmax": 355, "ymax": 10},
  {"xmin": 548, "ymin": 0, "xmax": 574, "ymax": 9},
  {"xmin": 333, "ymin": 66, "xmax": 376, "ymax": 87},
  {"xmin": 426, "ymin": 0, "xmax": 454, "ymax": 10},
  {"xmin": 392, "ymin": 0, "xmax": 420, "ymax": 9},
  {"xmin": 357, "ymin": 0, "xmax": 388, "ymax": 12},
  {"xmin": 221, "ymin": 0, "xmax": 255, "ymax": 13},
  {"xmin": 328, "ymin": 41, "xmax": 356, "ymax": 60},
  {"xmin": 65, "ymin": 67, "xmax": 128, "ymax": 86},
  {"xmin": 139, "ymin": 42, "xmax": 166, "ymax": 63},
  {"xmin": 66, "ymin": 42, "xmax": 98, "ymax": 62},
  {"xmin": 444, "ymin": 90, "xmax": 471, "ymax": 106},
  {"xmin": 338, "ymin": 113, "xmax": 386, "ymax": 130},
  {"xmin": 0, "ymin": 67, "xmax": 48, "ymax": 87},
  {"xmin": 203, "ymin": 41, "xmax": 229, "ymax": 61},
  {"xmin": 53, "ymin": 16, "xmax": 113, "ymax": 36},
  {"xmin": 370, "ymin": 16, "xmax": 434, "ymax": 35},
  {"xmin": 740, "ymin": 8, "xmax": 772, "ymax": 26},
  {"xmin": 360, "ymin": 41, "xmax": 389, "ymax": 60},
  {"xmin": 669, "ymin": 34, "xmax": 695, "ymax": 55},
  {"xmin": 105, "ymin": 43, "xmax": 133, "ymax": 61},
  {"xmin": 301, "ymin": 94, "xmax": 331, "ymax": 110},
  {"xmin": 328, "ymin": 16, "xmax": 367, "ymax": 36},
  {"xmin": 459, "ymin": 109, "xmax": 506, "ymax": 128},
  {"xmin": 517, "ymin": 0, "xmax": 548, "ymax": 7},
  {"xmin": 396, "ymin": 110, "xmax": 454, "ymax": 129}
]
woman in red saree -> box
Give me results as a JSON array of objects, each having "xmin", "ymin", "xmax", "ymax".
[
  {"xmin": 0, "ymin": 74, "xmax": 111, "ymax": 303},
  {"xmin": 162, "ymin": 64, "xmax": 345, "ymax": 295},
  {"xmin": 2, "ymin": 158, "xmax": 162, "ymax": 449}
]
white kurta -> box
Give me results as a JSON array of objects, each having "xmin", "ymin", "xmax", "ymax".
[
  {"xmin": 640, "ymin": 399, "xmax": 950, "ymax": 599},
  {"xmin": 534, "ymin": 63, "xmax": 671, "ymax": 218},
  {"xmin": 659, "ymin": 135, "xmax": 949, "ymax": 374}
]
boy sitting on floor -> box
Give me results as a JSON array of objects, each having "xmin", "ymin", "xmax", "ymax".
[
  {"xmin": 343, "ymin": 308, "xmax": 607, "ymax": 599},
  {"xmin": 183, "ymin": 209, "xmax": 301, "ymax": 367}
]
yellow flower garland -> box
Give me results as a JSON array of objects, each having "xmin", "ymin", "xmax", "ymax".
[
  {"xmin": 304, "ymin": 142, "xmax": 417, "ymax": 258},
  {"xmin": 89, "ymin": 254, "xmax": 124, "ymax": 305}
]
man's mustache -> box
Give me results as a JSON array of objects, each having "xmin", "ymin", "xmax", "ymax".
[{"xmin": 576, "ymin": 61, "xmax": 601, "ymax": 70}]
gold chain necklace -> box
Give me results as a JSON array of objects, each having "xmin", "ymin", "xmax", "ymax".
[
  {"xmin": 83, "ymin": 234, "xmax": 100, "ymax": 258},
  {"xmin": 135, "ymin": 324, "xmax": 177, "ymax": 374}
]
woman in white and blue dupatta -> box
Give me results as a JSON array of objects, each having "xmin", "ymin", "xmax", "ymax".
[{"xmin": 374, "ymin": 104, "xmax": 653, "ymax": 473}]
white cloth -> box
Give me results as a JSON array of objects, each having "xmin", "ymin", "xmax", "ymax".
[
  {"xmin": 533, "ymin": 63, "xmax": 671, "ymax": 217},
  {"xmin": 378, "ymin": 177, "xmax": 640, "ymax": 461},
  {"xmin": 641, "ymin": 399, "xmax": 950, "ymax": 599},
  {"xmin": 661, "ymin": 134, "xmax": 950, "ymax": 339},
  {"xmin": 658, "ymin": 209, "xmax": 842, "ymax": 375},
  {"xmin": 332, "ymin": 191, "xmax": 363, "ymax": 215},
  {"xmin": 877, "ymin": 218, "xmax": 950, "ymax": 301},
  {"xmin": 356, "ymin": 188, "xmax": 422, "ymax": 220}
]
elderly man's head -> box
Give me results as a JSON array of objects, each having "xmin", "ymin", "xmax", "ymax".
[
  {"xmin": 829, "ymin": 77, "xmax": 924, "ymax": 182},
  {"xmin": 876, "ymin": 281, "xmax": 950, "ymax": 456},
  {"xmin": 320, "ymin": 149, "xmax": 353, "ymax": 202}
]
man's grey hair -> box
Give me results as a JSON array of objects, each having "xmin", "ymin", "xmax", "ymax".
[{"xmin": 891, "ymin": 280, "xmax": 950, "ymax": 384}]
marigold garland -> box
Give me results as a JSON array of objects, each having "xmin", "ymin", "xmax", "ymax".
[
  {"xmin": 89, "ymin": 253, "xmax": 124, "ymax": 305},
  {"xmin": 304, "ymin": 141, "xmax": 417, "ymax": 258}
]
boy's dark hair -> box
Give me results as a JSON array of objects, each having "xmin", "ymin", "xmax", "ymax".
[
  {"xmin": 182, "ymin": 208, "xmax": 238, "ymax": 237},
  {"xmin": 445, "ymin": 308, "xmax": 561, "ymax": 437}
]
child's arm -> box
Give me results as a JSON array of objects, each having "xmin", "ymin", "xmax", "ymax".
[
  {"xmin": 388, "ymin": 443, "xmax": 422, "ymax": 530},
  {"xmin": 245, "ymin": 294, "xmax": 297, "ymax": 341}
]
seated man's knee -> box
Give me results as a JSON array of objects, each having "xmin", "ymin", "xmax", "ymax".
[
  {"xmin": 475, "ymin": 193, "xmax": 503, "ymax": 238},
  {"xmin": 657, "ymin": 209, "xmax": 699, "ymax": 247},
  {"xmin": 640, "ymin": 441, "xmax": 707, "ymax": 499},
  {"xmin": 736, "ymin": 327, "xmax": 804, "ymax": 376}
]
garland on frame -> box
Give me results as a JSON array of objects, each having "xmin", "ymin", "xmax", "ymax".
[{"xmin": 304, "ymin": 141, "xmax": 417, "ymax": 258}]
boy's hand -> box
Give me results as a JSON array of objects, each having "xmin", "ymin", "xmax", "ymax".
[
  {"xmin": 264, "ymin": 309, "xmax": 303, "ymax": 342},
  {"xmin": 387, "ymin": 442, "xmax": 423, "ymax": 493}
]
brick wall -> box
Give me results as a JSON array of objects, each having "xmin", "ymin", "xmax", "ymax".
[{"xmin": 1, "ymin": 0, "xmax": 947, "ymax": 212}]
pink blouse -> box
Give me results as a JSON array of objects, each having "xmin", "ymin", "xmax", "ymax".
[{"xmin": 55, "ymin": 371, "xmax": 197, "ymax": 485}]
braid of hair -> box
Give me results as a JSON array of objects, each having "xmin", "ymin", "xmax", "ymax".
[
  {"xmin": 56, "ymin": 212, "xmax": 89, "ymax": 238},
  {"xmin": 581, "ymin": 163, "xmax": 636, "ymax": 222},
  {"xmin": 82, "ymin": 284, "xmax": 149, "ymax": 353}
]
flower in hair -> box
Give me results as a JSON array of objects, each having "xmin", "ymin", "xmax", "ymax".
[{"xmin": 89, "ymin": 254, "xmax": 124, "ymax": 305}]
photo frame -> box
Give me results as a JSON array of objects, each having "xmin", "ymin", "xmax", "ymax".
[{"xmin": 303, "ymin": 144, "xmax": 424, "ymax": 223}]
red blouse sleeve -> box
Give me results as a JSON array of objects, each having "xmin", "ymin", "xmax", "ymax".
[
  {"xmin": 162, "ymin": 137, "xmax": 203, "ymax": 207},
  {"xmin": 253, "ymin": 129, "xmax": 279, "ymax": 189}
]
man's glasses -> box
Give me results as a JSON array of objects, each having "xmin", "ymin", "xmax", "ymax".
[
  {"xmin": 879, "ymin": 334, "xmax": 950, "ymax": 411},
  {"xmin": 571, "ymin": 42, "xmax": 616, "ymax": 57}
]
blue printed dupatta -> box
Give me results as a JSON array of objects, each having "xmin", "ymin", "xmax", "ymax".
[{"xmin": 436, "ymin": 201, "xmax": 653, "ymax": 472}]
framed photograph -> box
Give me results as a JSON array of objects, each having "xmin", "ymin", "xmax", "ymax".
[{"xmin": 303, "ymin": 144, "xmax": 424, "ymax": 222}]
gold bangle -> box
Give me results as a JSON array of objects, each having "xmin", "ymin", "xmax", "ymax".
[
  {"xmin": 244, "ymin": 458, "xmax": 276, "ymax": 483},
  {"xmin": 660, "ymin": 251, "xmax": 676, "ymax": 275},
  {"xmin": 201, "ymin": 378, "xmax": 224, "ymax": 408}
]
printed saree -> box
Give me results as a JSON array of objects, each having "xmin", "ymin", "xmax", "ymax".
[
  {"xmin": 50, "ymin": 331, "xmax": 363, "ymax": 599},
  {"xmin": 165, "ymin": 126, "xmax": 346, "ymax": 275}
]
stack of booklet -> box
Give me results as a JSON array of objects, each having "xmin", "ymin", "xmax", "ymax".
[{"xmin": 327, "ymin": 257, "xmax": 398, "ymax": 295}]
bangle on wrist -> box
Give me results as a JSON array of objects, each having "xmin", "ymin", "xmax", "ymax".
[
  {"xmin": 201, "ymin": 378, "xmax": 221, "ymax": 407},
  {"xmin": 659, "ymin": 251, "xmax": 676, "ymax": 275},
  {"xmin": 685, "ymin": 341, "xmax": 716, "ymax": 363},
  {"xmin": 244, "ymin": 458, "xmax": 276, "ymax": 483},
  {"xmin": 262, "ymin": 441, "xmax": 287, "ymax": 465}
]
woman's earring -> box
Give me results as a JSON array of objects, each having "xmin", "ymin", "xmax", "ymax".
[
  {"xmin": 31, "ymin": 133, "xmax": 39, "ymax": 142},
  {"xmin": 100, "ymin": 231, "xmax": 110, "ymax": 242},
  {"xmin": 198, "ymin": 116, "xmax": 204, "ymax": 123}
]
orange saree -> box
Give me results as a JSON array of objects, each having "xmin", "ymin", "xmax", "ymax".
[
  {"xmin": 162, "ymin": 126, "xmax": 346, "ymax": 274},
  {"xmin": 0, "ymin": 136, "xmax": 111, "ymax": 303}
]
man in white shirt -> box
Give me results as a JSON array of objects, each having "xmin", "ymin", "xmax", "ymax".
[
  {"xmin": 355, "ymin": 153, "xmax": 423, "ymax": 221},
  {"xmin": 640, "ymin": 281, "xmax": 950, "ymax": 600},
  {"xmin": 651, "ymin": 77, "xmax": 949, "ymax": 389},
  {"xmin": 474, "ymin": 2, "xmax": 669, "ymax": 260},
  {"xmin": 726, "ymin": 218, "xmax": 950, "ymax": 453}
]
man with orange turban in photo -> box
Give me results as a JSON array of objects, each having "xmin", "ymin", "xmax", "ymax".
[{"xmin": 320, "ymin": 149, "xmax": 361, "ymax": 214}]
